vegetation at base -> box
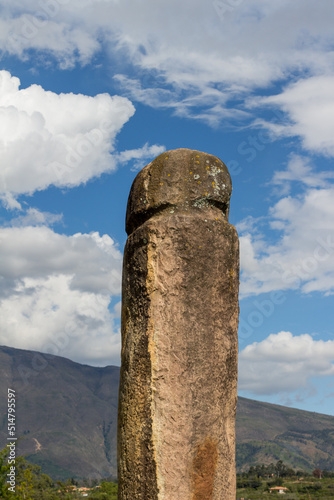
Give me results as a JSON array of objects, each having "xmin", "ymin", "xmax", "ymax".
[
  {"xmin": 237, "ymin": 459, "xmax": 334, "ymax": 499},
  {"xmin": 3, "ymin": 446, "xmax": 334, "ymax": 499},
  {"xmin": 0, "ymin": 446, "xmax": 118, "ymax": 499}
]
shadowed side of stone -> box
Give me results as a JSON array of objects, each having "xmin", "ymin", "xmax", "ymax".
[
  {"xmin": 118, "ymin": 148, "xmax": 239, "ymax": 500},
  {"xmin": 117, "ymin": 231, "xmax": 159, "ymax": 499}
]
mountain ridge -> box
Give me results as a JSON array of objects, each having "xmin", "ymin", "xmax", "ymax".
[{"xmin": 0, "ymin": 345, "xmax": 333, "ymax": 480}]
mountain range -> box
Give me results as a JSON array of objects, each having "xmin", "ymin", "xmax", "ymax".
[{"xmin": 0, "ymin": 345, "xmax": 333, "ymax": 481}]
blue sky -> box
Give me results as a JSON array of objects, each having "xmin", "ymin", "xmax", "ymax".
[{"xmin": 0, "ymin": 0, "xmax": 334, "ymax": 415}]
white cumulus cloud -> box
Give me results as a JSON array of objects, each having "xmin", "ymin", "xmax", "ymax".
[
  {"xmin": 1, "ymin": 0, "xmax": 334, "ymax": 141},
  {"xmin": 9, "ymin": 207, "xmax": 63, "ymax": 227},
  {"xmin": 238, "ymin": 158, "xmax": 334, "ymax": 297},
  {"xmin": 254, "ymin": 76, "xmax": 334, "ymax": 157},
  {"xmin": 0, "ymin": 224, "xmax": 123, "ymax": 366},
  {"xmin": 239, "ymin": 331, "xmax": 334, "ymax": 395},
  {"xmin": 0, "ymin": 70, "xmax": 136, "ymax": 206},
  {"xmin": 116, "ymin": 143, "xmax": 166, "ymax": 171}
]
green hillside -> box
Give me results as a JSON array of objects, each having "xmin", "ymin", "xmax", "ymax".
[
  {"xmin": 236, "ymin": 397, "xmax": 334, "ymax": 472},
  {"xmin": 0, "ymin": 346, "xmax": 119, "ymax": 481}
]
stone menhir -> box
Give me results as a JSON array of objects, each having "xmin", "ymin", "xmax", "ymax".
[{"xmin": 118, "ymin": 148, "xmax": 239, "ymax": 500}]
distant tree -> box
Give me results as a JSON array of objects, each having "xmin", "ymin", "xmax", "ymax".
[
  {"xmin": 286, "ymin": 467, "xmax": 296, "ymax": 477},
  {"xmin": 313, "ymin": 468, "xmax": 323, "ymax": 479},
  {"xmin": 266, "ymin": 462, "xmax": 276, "ymax": 477},
  {"xmin": 260, "ymin": 464, "xmax": 268, "ymax": 477},
  {"xmin": 97, "ymin": 481, "xmax": 118, "ymax": 499},
  {"xmin": 237, "ymin": 477, "xmax": 262, "ymax": 490},
  {"xmin": 322, "ymin": 469, "xmax": 334, "ymax": 478},
  {"xmin": 275, "ymin": 460, "xmax": 288, "ymax": 477},
  {"xmin": 248, "ymin": 465, "xmax": 256, "ymax": 477},
  {"xmin": 68, "ymin": 477, "xmax": 78, "ymax": 486},
  {"xmin": 0, "ymin": 446, "xmax": 12, "ymax": 498},
  {"xmin": 0, "ymin": 444, "xmax": 59, "ymax": 500},
  {"xmin": 249, "ymin": 479, "xmax": 262, "ymax": 489},
  {"xmin": 16, "ymin": 465, "xmax": 35, "ymax": 499}
]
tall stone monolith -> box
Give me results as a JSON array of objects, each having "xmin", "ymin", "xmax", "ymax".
[{"xmin": 118, "ymin": 148, "xmax": 239, "ymax": 500}]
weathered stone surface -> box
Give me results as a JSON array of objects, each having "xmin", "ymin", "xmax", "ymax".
[{"xmin": 118, "ymin": 148, "xmax": 239, "ymax": 499}]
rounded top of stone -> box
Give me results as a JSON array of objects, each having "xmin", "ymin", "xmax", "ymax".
[{"xmin": 126, "ymin": 148, "xmax": 232, "ymax": 234}]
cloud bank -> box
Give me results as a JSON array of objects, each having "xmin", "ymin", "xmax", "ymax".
[
  {"xmin": 238, "ymin": 156, "xmax": 334, "ymax": 296},
  {"xmin": 0, "ymin": 70, "xmax": 136, "ymax": 207},
  {"xmin": 239, "ymin": 331, "xmax": 334, "ymax": 395},
  {"xmin": 0, "ymin": 223, "xmax": 123, "ymax": 366},
  {"xmin": 0, "ymin": 69, "xmax": 164, "ymax": 364},
  {"xmin": 254, "ymin": 76, "xmax": 334, "ymax": 157},
  {"xmin": 1, "ymin": 0, "xmax": 333, "ymax": 152}
]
